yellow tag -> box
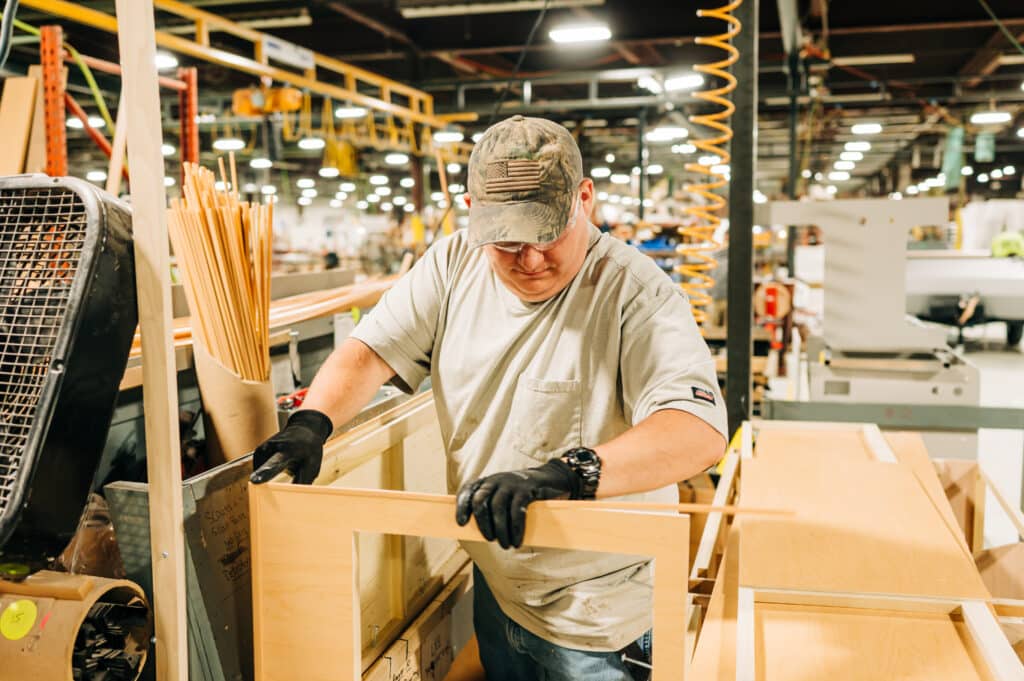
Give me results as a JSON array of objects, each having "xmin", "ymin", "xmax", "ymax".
[
  {"xmin": 352, "ymin": 307, "xmax": 361, "ymax": 324},
  {"xmin": 1, "ymin": 599, "xmax": 37, "ymax": 641}
]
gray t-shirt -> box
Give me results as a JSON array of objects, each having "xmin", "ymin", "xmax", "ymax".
[{"xmin": 350, "ymin": 225, "xmax": 727, "ymax": 651}]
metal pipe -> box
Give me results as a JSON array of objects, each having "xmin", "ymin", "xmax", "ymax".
[
  {"xmin": 64, "ymin": 50, "xmax": 188, "ymax": 91},
  {"xmin": 726, "ymin": 0, "xmax": 758, "ymax": 436}
]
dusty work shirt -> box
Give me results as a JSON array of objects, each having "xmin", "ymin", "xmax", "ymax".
[{"xmin": 350, "ymin": 225, "xmax": 727, "ymax": 651}]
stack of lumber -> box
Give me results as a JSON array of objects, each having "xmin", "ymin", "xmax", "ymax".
[{"xmin": 691, "ymin": 423, "xmax": 1024, "ymax": 680}]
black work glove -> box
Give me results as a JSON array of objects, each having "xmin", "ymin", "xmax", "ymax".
[
  {"xmin": 455, "ymin": 458, "xmax": 583, "ymax": 550},
  {"xmin": 250, "ymin": 409, "xmax": 333, "ymax": 485}
]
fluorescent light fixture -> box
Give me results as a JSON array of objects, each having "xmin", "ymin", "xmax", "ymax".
[
  {"xmin": 889, "ymin": 192, "xmax": 903, "ymax": 200},
  {"xmin": 335, "ymin": 192, "xmax": 348, "ymax": 200},
  {"xmin": 155, "ymin": 52, "xmax": 178, "ymax": 70},
  {"xmin": 637, "ymin": 75, "xmax": 662, "ymax": 94},
  {"xmin": 319, "ymin": 167, "xmax": 340, "ymax": 178},
  {"xmin": 161, "ymin": 143, "xmax": 175, "ymax": 156},
  {"xmin": 433, "ymin": 130, "xmax": 465, "ymax": 143},
  {"xmin": 296, "ymin": 178, "xmax": 316, "ymax": 189},
  {"xmin": 801, "ymin": 169, "xmax": 812, "ymax": 178},
  {"xmin": 340, "ymin": 182, "xmax": 357, "ymax": 192},
  {"xmin": 430, "ymin": 191, "xmax": 445, "ymax": 201},
  {"xmin": 672, "ymin": 143, "xmax": 696, "ymax": 154},
  {"xmin": 978, "ymin": 173, "xmax": 989, "ymax": 183},
  {"xmin": 647, "ymin": 164, "xmax": 664, "ymax": 175},
  {"xmin": 632, "ymin": 166, "xmax": 641, "ymax": 175},
  {"xmin": 385, "ymin": 153, "xmax": 409, "ymax": 165},
  {"xmin": 991, "ymin": 169, "xmax": 1004, "ymax": 179},
  {"xmin": 213, "ymin": 137, "xmax": 245, "ymax": 151},
  {"xmin": 86, "ymin": 170, "xmax": 107, "ymax": 182},
  {"xmin": 214, "ymin": 181, "xmax": 229, "ymax": 192},
  {"xmin": 753, "ymin": 190, "xmax": 767, "ymax": 204},
  {"xmin": 815, "ymin": 172, "xmax": 824, "ymax": 181},
  {"xmin": 961, "ymin": 166, "xmax": 974, "ymax": 176},
  {"xmin": 393, "ymin": 196, "xmax": 407, "ymax": 206},
  {"xmin": 646, "ymin": 126, "xmax": 688, "ymax": 142},
  {"xmin": 250, "ymin": 157, "xmax": 273, "ymax": 169},
  {"xmin": 840, "ymin": 151, "xmax": 864, "ymax": 162},
  {"xmin": 330, "ymin": 199, "xmax": 342, "ymax": 208},
  {"xmin": 447, "ymin": 163, "xmax": 462, "ymax": 174},
  {"xmin": 970, "ymin": 111, "xmax": 1012, "ymax": 125},
  {"xmin": 832, "ymin": 53, "xmax": 914, "ymax": 66},
  {"xmin": 834, "ymin": 160, "xmax": 856, "ymax": 171},
  {"xmin": 828, "ymin": 171, "xmax": 851, "ymax": 181},
  {"xmin": 610, "ymin": 173, "xmax": 630, "ymax": 184},
  {"xmin": 851, "ymin": 122, "xmax": 882, "ymax": 135},
  {"xmin": 164, "ymin": 176, "xmax": 175, "ymax": 187},
  {"xmin": 261, "ymin": 185, "xmax": 277, "ymax": 195},
  {"xmin": 642, "ymin": 198, "xmax": 654, "ymax": 208},
  {"xmin": 605, "ymin": 153, "xmax": 616, "ymax": 163},
  {"xmin": 302, "ymin": 188, "xmax": 318, "ymax": 198},
  {"xmin": 242, "ymin": 183, "xmax": 258, "ymax": 192},
  {"xmin": 826, "ymin": 185, "xmax": 838, "ymax": 195},
  {"xmin": 367, "ymin": 194, "xmax": 381, "ymax": 203},
  {"xmin": 924, "ymin": 177, "xmax": 944, "ymax": 187},
  {"xmin": 381, "ymin": 203, "xmax": 393, "ymax": 211},
  {"xmin": 400, "ymin": 177, "xmax": 415, "ymax": 188},
  {"xmin": 335, "ymin": 106, "xmax": 367, "ymax": 119},
  {"xmin": 844, "ymin": 141, "xmax": 871, "ymax": 152},
  {"xmin": 265, "ymin": 195, "xmax": 279, "ymax": 204},
  {"xmin": 608, "ymin": 194, "xmax": 621, "ymax": 203},
  {"xmin": 67, "ymin": 116, "xmax": 106, "ymax": 130},
  {"xmin": 298, "ymin": 197, "xmax": 312, "ymax": 206},
  {"xmin": 297, "ymin": 136, "xmax": 326, "ymax": 150},
  {"xmin": 1019, "ymin": 128, "xmax": 1024, "ymax": 138},
  {"xmin": 664, "ymin": 74, "xmax": 704, "ymax": 92},
  {"xmin": 597, "ymin": 191, "xmax": 608, "ymax": 200},
  {"xmin": 591, "ymin": 166, "xmax": 612, "ymax": 178},
  {"xmin": 711, "ymin": 164, "xmax": 730, "ymax": 175},
  {"xmin": 1003, "ymin": 165, "xmax": 1016, "ymax": 176},
  {"xmin": 375, "ymin": 186, "xmax": 392, "ymax": 196},
  {"xmin": 436, "ymin": 199, "xmax": 448, "ymax": 208},
  {"xmin": 905, "ymin": 185, "xmax": 919, "ymax": 195},
  {"xmin": 549, "ymin": 24, "xmax": 611, "ymax": 44},
  {"xmin": 357, "ymin": 201, "xmax": 368, "ymax": 210},
  {"xmin": 447, "ymin": 183, "xmax": 462, "ymax": 193},
  {"xmin": 404, "ymin": 203, "xmax": 414, "ymax": 213},
  {"xmin": 472, "ymin": 133, "xmax": 484, "ymax": 143},
  {"xmin": 698, "ymin": 155, "xmax": 721, "ymax": 166},
  {"xmin": 752, "ymin": 225, "xmax": 763, "ymax": 234},
  {"xmin": 369, "ymin": 175, "xmax": 389, "ymax": 185}
]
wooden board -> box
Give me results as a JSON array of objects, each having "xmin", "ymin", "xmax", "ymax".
[
  {"xmin": 250, "ymin": 487, "xmax": 690, "ymax": 681},
  {"xmin": 0, "ymin": 77, "xmax": 38, "ymax": 174},
  {"xmin": 936, "ymin": 459, "xmax": 986, "ymax": 555},
  {"xmin": 739, "ymin": 455, "xmax": 989, "ymax": 599}
]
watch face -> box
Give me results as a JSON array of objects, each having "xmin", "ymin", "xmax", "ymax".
[{"xmin": 572, "ymin": 449, "xmax": 597, "ymax": 464}]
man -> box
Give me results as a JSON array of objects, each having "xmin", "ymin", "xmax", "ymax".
[{"xmin": 251, "ymin": 115, "xmax": 727, "ymax": 680}]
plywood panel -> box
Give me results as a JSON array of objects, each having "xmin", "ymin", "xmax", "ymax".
[
  {"xmin": 0, "ymin": 77, "xmax": 38, "ymax": 174},
  {"xmin": 739, "ymin": 456, "xmax": 989, "ymax": 599},
  {"xmin": 753, "ymin": 429, "xmax": 872, "ymax": 464}
]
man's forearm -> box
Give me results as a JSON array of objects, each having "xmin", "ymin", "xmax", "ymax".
[
  {"xmin": 299, "ymin": 338, "xmax": 396, "ymax": 431},
  {"xmin": 593, "ymin": 409, "xmax": 726, "ymax": 499}
]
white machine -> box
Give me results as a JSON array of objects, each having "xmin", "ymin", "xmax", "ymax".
[{"xmin": 771, "ymin": 198, "xmax": 981, "ymax": 458}]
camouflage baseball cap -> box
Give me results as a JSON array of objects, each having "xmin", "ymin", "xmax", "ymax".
[{"xmin": 467, "ymin": 115, "xmax": 583, "ymax": 248}]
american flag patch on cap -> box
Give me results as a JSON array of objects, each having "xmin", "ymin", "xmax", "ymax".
[{"xmin": 485, "ymin": 159, "xmax": 543, "ymax": 193}]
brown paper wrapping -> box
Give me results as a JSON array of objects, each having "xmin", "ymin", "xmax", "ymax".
[{"xmin": 192, "ymin": 341, "xmax": 278, "ymax": 464}]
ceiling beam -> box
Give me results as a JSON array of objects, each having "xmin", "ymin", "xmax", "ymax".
[{"xmin": 958, "ymin": 29, "xmax": 1024, "ymax": 88}]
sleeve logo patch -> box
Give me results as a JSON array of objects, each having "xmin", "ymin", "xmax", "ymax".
[{"xmin": 691, "ymin": 387, "xmax": 716, "ymax": 405}]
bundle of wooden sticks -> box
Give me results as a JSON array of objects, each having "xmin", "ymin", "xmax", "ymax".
[{"xmin": 167, "ymin": 157, "xmax": 272, "ymax": 381}]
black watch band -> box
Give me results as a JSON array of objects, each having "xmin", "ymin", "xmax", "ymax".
[{"xmin": 561, "ymin": 447, "xmax": 602, "ymax": 500}]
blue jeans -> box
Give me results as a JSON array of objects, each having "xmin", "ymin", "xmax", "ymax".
[{"xmin": 472, "ymin": 565, "xmax": 652, "ymax": 681}]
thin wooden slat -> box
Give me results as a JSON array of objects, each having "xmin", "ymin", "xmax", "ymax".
[
  {"xmin": 961, "ymin": 601, "xmax": 1024, "ymax": 681},
  {"xmin": 980, "ymin": 469, "xmax": 1024, "ymax": 541},
  {"xmin": 25, "ymin": 65, "xmax": 52, "ymax": 174},
  {"xmin": 113, "ymin": 1, "xmax": 189, "ymax": 680},
  {"xmin": 106, "ymin": 92, "xmax": 128, "ymax": 195},
  {"xmin": 0, "ymin": 77, "xmax": 38, "ymax": 174},
  {"xmin": 691, "ymin": 451, "xmax": 739, "ymax": 579}
]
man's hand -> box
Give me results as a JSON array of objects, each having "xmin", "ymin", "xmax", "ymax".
[
  {"xmin": 455, "ymin": 459, "xmax": 582, "ymax": 549},
  {"xmin": 250, "ymin": 409, "xmax": 334, "ymax": 485}
]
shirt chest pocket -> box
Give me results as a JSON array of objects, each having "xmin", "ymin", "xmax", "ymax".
[{"xmin": 506, "ymin": 376, "xmax": 583, "ymax": 464}]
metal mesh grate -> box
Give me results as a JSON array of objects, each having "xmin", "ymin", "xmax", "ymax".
[{"xmin": 0, "ymin": 187, "xmax": 87, "ymax": 518}]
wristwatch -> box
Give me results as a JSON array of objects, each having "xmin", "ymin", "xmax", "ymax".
[{"xmin": 561, "ymin": 447, "xmax": 602, "ymax": 500}]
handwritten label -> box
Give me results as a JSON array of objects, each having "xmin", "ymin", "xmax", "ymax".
[{"xmin": 1, "ymin": 600, "xmax": 37, "ymax": 641}]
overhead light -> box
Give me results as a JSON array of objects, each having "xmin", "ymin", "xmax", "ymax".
[
  {"xmin": 381, "ymin": 203, "xmax": 393, "ymax": 211},
  {"xmin": 319, "ymin": 167, "xmax": 340, "ymax": 178},
  {"xmin": 815, "ymin": 172, "xmax": 824, "ymax": 181},
  {"xmin": 357, "ymin": 201, "xmax": 368, "ymax": 209},
  {"xmin": 195, "ymin": 113, "xmax": 217, "ymax": 124},
  {"xmin": 213, "ymin": 137, "xmax": 245, "ymax": 151},
  {"xmin": 632, "ymin": 166, "xmax": 641, "ymax": 175},
  {"xmin": 889, "ymin": 192, "xmax": 903, "ymax": 200},
  {"xmin": 642, "ymin": 198, "xmax": 654, "ymax": 208},
  {"xmin": 753, "ymin": 190, "xmax": 767, "ymax": 204},
  {"xmin": 261, "ymin": 185, "xmax": 277, "ymax": 195},
  {"xmin": 844, "ymin": 141, "xmax": 871, "ymax": 152},
  {"xmin": 646, "ymin": 126, "xmax": 688, "ymax": 142},
  {"xmin": 369, "ymin": 175, "xmax": 389, "ymax": 185},
  {"xmin": 393, "ymin": 196, "xmax": 407, "ymax": 206},
  {"xmin": 298, "ymin": 197, "xmax": 313, "ymax": 206},
  {"xmin": 637, "ymin": 76, "xmax": 663, "ymax": 94},
  {"xmin": 447, "ymin": 183, "xmax": 462, "ymax": 193},
  {"xmin": 826, "ymin": 185, "xmax": 838, "ymax": 195},
  {"xmin": 214, "ymin": 181, "xmax": 229, "ymax": 192},
  {"xmin": 330, "ymin": 199, "xmax": 342, "ymax": 208},
  {"xmin": 664, "ymin": 74, "xmax": 704, "ymax": 92},
  {"xmin": 608, "ymin": 194, "xmax": 621, "ymax": 203},
  {"xmin": 400, "ymin": 177, "xmax": 415, "ymax": 188},
  {"xmin": 840, "ymin": 151, "xmax": 864, "ymax": 162},
  {"xmin": 924, "ymin": 176, "xmax": 944, "ymax": 187},
  {"xmin": 851, "ymin": 122, "xmax": 883, "ymax": 135},
  {"xmin": 404, "ymin": 203, "xmax": 414, "ymax": 213},
  {"xmin": 297, "ymin": 136, "xmax": 326, "ymax": 150},
  {"xmin": 385, "ymin": 153, "xmax": 409, "ymax": 165},
  {"xmin": 164, "ymin": 176, "xmax": 175, "ymax": 187},
  {"xmin": 433, "ymin": 130, "xmax": 465, "ymax": 143},
  {"xmin": 828, "ymin": 171, "xmax": 851, "ymax": 181},
  {"xmin": 961, "ymin": 166, "xmax": 974, "ymax": 176},
  {"xmin": 67, "ymin": 116, "xmax": 106, "ymax": 130},
  {"xmin": 605, "ymin": 153, "xmax": 616, "ymax": 163},
  {"xmin": 161, "ymin": 143, "xmax": 175, "ymax": 156},
  {"xmin": 1018, "ymin": 128, "xmax": 1024, "ymax": 138},
  {"xmin": 834, "ymin": 160, "xmax": 856, "ymax": 171},
  {"xmin": 591, "ymin": 166, "xmax": 612, "ymax": 178},
  {"xmin": 698, "ymin": 155, "xmax": 721, "ymax": 166},
  {"xmin": 832, "ymin": 53, "xmax": 914, "ymax": 66},
  {"xmin": 155, "ymin": 52, "xmax": 178, "ymax": 70},
  {"xmin": 610, "ymin": 173, "xmax": 630, "ymax": 185},
  {"xmin": 905, "ymin": 185, "xmax": 919, "ymax": 195},
  {"xmin": 672, "ymin": 143, "xmax": 696, "ymax": 154},
  {"xmin": 296, "ymin": 178, "xmax": 316, "ymax": 189},
  {"xmin": 970, "ymin": 111, "xmax": 1012, "ymax": 125},
  {"xmin": 367, "ymin": 194, "xmax": 381, "ymax": 203},
  {"xmin": 436, "ymin": 199, "xmax": 448, "ymax": 208},
  {"xmin": 978, "ymin": 173, "xmax": 990, "ymax": 183},
  {"xmin": 597, "ymin": 191, "xmax": 609, "ymax": 200},
  {"xmin": 335, "ymin": 106, "xmax": 367, "ymax": 119},
  {"xmin": 647, "ymin": 164, "xmax": 664, "ymax": 175},
  {"xmin": 242, "ymin": 183, "xmax": 258, "ymax": 193},
  {"xmin": 472, "ymin": 133, "xmax": 484, "ymax": 143},
  {"xmin": 265, "ymin": 194, "xmax": 279, "ymax": 204},
  {"xmin": 86, "ymin": 170, "xmax": 107, "ymax": 182},
  {"xmin": 801, "ymin": 169, "xmax": 812, "ymax": 178},
  {"xmin": 335, "ymin": 191, "xmax": 348, "ymax": 200},
  {"xmin": 447, "ymin": 162, "xmax": 462, "ymax": 174},
  {"xmin": 1003, "ymin": 165, "xmax": 1016, "ymax": 176},
  {"xmin": 549, "ymin": 24, "xmax": 611, "ymax": 44},
  {"xmin": 711, "ymin": 164, "xmax": 730, "ymax": 175},
  {"xmin": 991, "ymin": 169, "xmax": 1004, "ymax": 179},
  {"xmin": 430, "ymin": 191, "xmax": 445, "ymax": 201},
  {"xmin": 340, "ymin": 182, "xmax": 357, "ymax": 192},
  {"xmin": 375, "ymin": 186, "xmax": 392, "ymax": 196},
  {"xmin": 301, "ymin": 188, "xmax": 318, "ymax": 198},
  {"xmin": 250, "ymin": 157, "xmax": 273, "ymax": 169}
]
